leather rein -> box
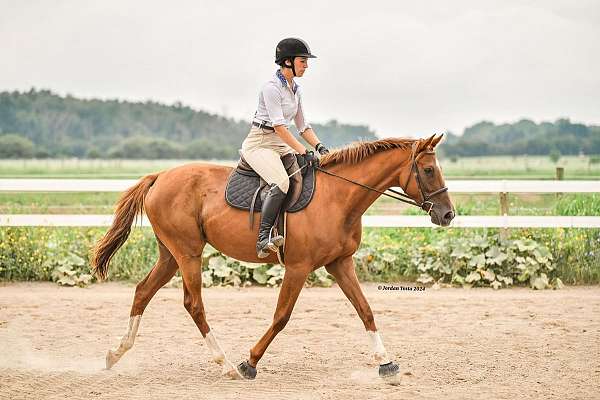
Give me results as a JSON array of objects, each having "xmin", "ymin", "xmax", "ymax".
[{"xmin": 313, "ymin": 143, "xmax": 448, "ymax": 214}]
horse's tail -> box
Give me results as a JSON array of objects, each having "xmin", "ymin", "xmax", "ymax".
[{"xmin": 91, "ymin": 172, "xmax": 161, "ymax": 280}]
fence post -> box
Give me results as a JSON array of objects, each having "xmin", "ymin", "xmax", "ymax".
[
  {"xmin": 556, "ymin": 167, "xmax": 564, "ymax": 199},
  {"xmin": 499, "ymin": 192, "xmax": 509, "ymax": 239}
]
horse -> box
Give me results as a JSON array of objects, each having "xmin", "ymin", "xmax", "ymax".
[{"xmin": 91, "ymin": 133, "xmax": 454, "ymax": 380}]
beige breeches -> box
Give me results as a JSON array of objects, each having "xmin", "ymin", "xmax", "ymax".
[{"xmin": 239, "ymin": 126, "xmax": 298, "ymax": 194}]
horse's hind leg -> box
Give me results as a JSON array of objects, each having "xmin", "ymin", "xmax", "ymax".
[
  {"xmin": 106, "ymin": 238, "xmax": 178, "ymax": 369},
  {"xmin": 177, "ymin": 250, "xmax": 241, "ymax": 377}
]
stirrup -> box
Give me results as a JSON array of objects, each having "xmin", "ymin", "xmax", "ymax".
[
  {"xmin": 257, "ymin": 238, "xmax": 277, "ymax": 258},
  {"xmin": 257, "ymin": 246, "xmax": 271, "ymax": 259},
  {"xmin": 269, "ymin": 225, "xmax": 284, "ymax": 248}
]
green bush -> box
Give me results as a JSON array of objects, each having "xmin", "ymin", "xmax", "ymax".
[
  {"xmin": 0, "ymin": 134, "xmax": 35, "ymax": 158},
  {"xmin": 355, "ymin": 228, "xmax": 600, "ymax": 286},
  {"xmin": 413, "ymin": 235, "xmax": 556, "ymax": 289},
  {"xmin": 0, "ymin": 227, "xmax": 598, "ymax": 288},
  {"xmin": 107, "ymin": 136, "xmax": 183, "ymax": 159}
]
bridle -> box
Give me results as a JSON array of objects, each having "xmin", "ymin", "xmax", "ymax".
[
  {"xmin": 312, "ymin": 142, "xmax": 448, "ymax": 214},
  {"xmin": 398, "ymin": 143, "xmax": 449, "ymax": 213}
]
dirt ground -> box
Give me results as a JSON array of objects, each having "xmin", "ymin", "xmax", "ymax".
[{"xmin": 0, "ymin": 282, "xmax": 598, "ymax": 400}]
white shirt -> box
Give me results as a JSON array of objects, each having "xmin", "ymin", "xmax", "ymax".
[{"xmin": 254, "ymin": 69, "xmax": 311, "ymax": 135}]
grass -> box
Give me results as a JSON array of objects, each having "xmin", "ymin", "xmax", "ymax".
[
  {"xmin": 368, "ymin": 193, "xmax": 600, "ymax": 216},
  {"xmin": 0, "ymin": 192, "xmax": 119, "ymax": 214},
  {"xmin": 0, "ymin": 158, "xmax": 237, "ymax": 179},
  {"xmin": 438, "ymin": 155, "xmax": 600, "ymax": 180},
  {"xmin": 1, "ymin": 192, "xmax": 598, "ymax": 217},
  {"xmin": 0, "ymin": 156, "xmax": 599, "ymax": 179}
]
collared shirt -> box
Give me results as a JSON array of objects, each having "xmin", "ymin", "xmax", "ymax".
[{"xmin": 253, "ymin": 69, "xmax": 311, "ymax": 135}]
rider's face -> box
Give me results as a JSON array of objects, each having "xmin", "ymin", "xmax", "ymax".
[{"xmin": 293, "ymin": 57, "xmax": 308, "ymax": 76}]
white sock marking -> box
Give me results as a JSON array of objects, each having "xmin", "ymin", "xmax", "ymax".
[
  {"xmin": 106, "ymin": 315, "xmax": 141, "ymax": 369},
  {"xmin": 367, "ymin": 330, "xmax": 390, "ymax": 364}
]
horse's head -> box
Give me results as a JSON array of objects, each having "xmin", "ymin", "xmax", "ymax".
[{"xmin": 399, "ymin": 134, "xmax": 455, "ymax": 226}]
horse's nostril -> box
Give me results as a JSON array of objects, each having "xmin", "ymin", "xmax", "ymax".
[{"xmin": 444, "ymin": 211, "xmax": 454, "ymax": 221}]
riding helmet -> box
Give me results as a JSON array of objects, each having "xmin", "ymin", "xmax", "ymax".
[{"xmin": 275, "ymin": 38, "xmax": 317, "ymax": 63}]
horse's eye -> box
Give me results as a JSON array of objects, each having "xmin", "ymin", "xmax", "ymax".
[{"xmin": 424, "ymin": 167, "xmax": 434, "ymax": 175}]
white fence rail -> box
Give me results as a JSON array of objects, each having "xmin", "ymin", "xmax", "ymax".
[{"xmin": 1, "ymin": 179, "xmax": 598, "ymax": 228}]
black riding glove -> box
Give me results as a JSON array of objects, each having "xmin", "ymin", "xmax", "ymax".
[
  {"xmin": 303, "ymin": 150, "xmax": 319, "ymax": 168},
  {"xmin": 315, "ymin": 142, "xmax": 330, "ymax": 155}
]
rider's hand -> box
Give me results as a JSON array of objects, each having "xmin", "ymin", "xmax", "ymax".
[
  {"xmin": 303, "ymin": 150, "xmax": 319, "ymax": 168},
  {"xmin": 315, "ymin": 143, "xmax": 330, "ymax": 155}
]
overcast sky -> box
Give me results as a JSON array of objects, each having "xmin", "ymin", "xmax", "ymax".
[{"xmin": 1, "ymin": 0, "xmax": 599, "ymax": 137}]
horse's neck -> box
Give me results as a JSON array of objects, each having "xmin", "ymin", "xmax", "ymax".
[{"xmin": 327, "ymin": 148, "xmax": 410, "ymax": 226}]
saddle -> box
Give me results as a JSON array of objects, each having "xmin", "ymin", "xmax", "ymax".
[{"xmin": 224, "ymin": 152, "xmax": 317, "ymax": 264}]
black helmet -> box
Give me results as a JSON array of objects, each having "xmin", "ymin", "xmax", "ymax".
[{"xmin": 275, "ymin": 38, "xmax": 317, "ymax": 64}]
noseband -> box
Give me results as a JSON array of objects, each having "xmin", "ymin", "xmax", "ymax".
[{"xmin": 314, "ymin": 143, "xmax": 448, "ymax": 214}]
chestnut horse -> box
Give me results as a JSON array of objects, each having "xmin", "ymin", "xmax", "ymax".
[{"xmin": 91, "ymin": 133, "xmax": 454, "ymax": 380}]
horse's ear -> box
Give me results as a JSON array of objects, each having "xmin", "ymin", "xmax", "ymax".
[
  {"xmin": 417, "ymin": 134, "xmax": 436, "ymax": 153},
  {"xmin": 431, "ymin": 133, "xmax": 444, "ymax": 148}
]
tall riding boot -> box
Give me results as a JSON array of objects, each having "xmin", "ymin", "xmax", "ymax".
[{"xmin": 256, "ymin": 184, "xmax": 286, "ymax": 258}]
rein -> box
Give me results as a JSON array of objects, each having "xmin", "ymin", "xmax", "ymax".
[
  {"xmin": 312, "ymin": 144, "xmax": 448, "ymax": 213},
  {"xmin": 314, "ymin": 166, "xmax": 422, "ymax": 207}
]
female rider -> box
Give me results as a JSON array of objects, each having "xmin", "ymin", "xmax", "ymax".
[{"xmin": 239, "ymin": 37, "xmax": 330, "ymax": 258}]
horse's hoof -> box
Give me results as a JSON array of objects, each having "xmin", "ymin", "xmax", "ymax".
[
  {"xmin": 105, "ymin": 350, "xmax": 117, "ymax": 369},
  {"xmin": 237, "ymin": 360, "xmax": 257, "ymax": 380},
  {"xmin": 379, "ymin": 361, "xmax": 400, "ymax": 378},
  {"xmin": 222, "ymin": 359, "xmax": 243, "ymax": 379},
  {"xmin": 212, "ymin": 354, "xmax": 225, "ymax": 365}
]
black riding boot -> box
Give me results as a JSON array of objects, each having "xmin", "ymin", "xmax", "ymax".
[{"xmin": 256, "ymin": 184, "xmax": 286, "ymax": 258}]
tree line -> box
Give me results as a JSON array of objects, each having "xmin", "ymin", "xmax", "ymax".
[
  {"xmin": 0, "ymin": 89, "xmax": 598, "ymax": 159},
  {"xmin": 0, "ymin": 89, "xmax": 376, "ymax": 159},
  {"xmin": 442, "ymin": 119, "xmax": 600, "ymax": 157}
]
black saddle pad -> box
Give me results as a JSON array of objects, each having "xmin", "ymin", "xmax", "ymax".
[{"xmin": 225, "ymin": 154, "xmax": 315, "ymax": 213}]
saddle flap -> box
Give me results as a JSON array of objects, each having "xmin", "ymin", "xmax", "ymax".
[{"xmin": 226, "ymin": 152, "xmax": 316, "ymax": 214}]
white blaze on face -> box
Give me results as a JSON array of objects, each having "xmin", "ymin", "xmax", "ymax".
[{"xmin": 367, "ymin": 330, "xmax": 390, "ymax": 364}]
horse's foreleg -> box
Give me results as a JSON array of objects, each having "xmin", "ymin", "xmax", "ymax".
[
  {"xmin": 325, "ymin": 255, "xmax": 400, "ymax": 378},
  {"xmin": 234, "ymin": 265, "xmax": 310, "ymax": 380},
  {"xmin": 106, "ymin": 239, "xmax": 178, "ymax": 369}
]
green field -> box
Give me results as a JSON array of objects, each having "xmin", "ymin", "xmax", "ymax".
[
  {"xmin": 0, "ymin": 155, "xmax": 599, "ymax": 179},
  {"xmin": 0, "ymin": 156, "xmax": 599, "ymax": 216},
  {"xmin": 438, "ymin": 155, "xmax": 600, "ymax": 179},
  {"xmin": 1, "ymin": 192, "xmax": 599, "ymax": 217},
  {"xmin": 0, "ymin": 158, "xmax": 236, "ymax": 178}
]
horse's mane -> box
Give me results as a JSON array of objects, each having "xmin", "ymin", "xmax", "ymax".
[{"xmin": 318, "ymin": 137, "xmax": 418, "ymax": 167}]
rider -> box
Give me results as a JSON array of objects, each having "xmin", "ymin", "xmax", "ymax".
[{"xmin": 240, "ymin": 37, "xmax": 330, "ymax": 258}]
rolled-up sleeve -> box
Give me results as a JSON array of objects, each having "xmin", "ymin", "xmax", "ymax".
[
  {"xmin": 294, "ymin": 90, "xmax": 311, "ymax": 135},
  {"xmin": 261, "ymin": 84, "xmax": 286, "ymax": 127}
]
